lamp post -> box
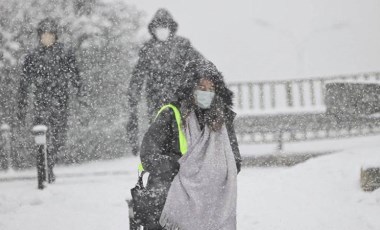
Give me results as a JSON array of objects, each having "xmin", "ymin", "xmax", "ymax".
[{"xmin": 31, "ymin": 125, "xmax": 48, "ymax": 190}]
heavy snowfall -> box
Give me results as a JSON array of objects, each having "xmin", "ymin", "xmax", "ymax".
[{"xmin": 0, "ymin": 0, "xmax": 380, "ymax": 229}]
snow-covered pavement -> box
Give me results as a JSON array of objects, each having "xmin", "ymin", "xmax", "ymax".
[
  {"xmin": 238, "ymin": 145, "xmax": 380, "ymax": 230},
  {"xmin": 1, "ymin": 136, "xmax": 380, "ymax": 230}
]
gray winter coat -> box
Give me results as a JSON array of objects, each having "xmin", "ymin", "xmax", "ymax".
[{"xmin": 139, "ymin": 59, "xmax": 242, "ymax": 228}]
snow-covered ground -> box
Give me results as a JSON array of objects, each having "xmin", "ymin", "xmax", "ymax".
[
  {"xmin": 238, "ymin": 144, "xmax": 380, "ymax": 230},
  {"xmin": 240, "ymin": 134, "xmax": 380, "ymax": 156},
  {"xmin": 0, "ymin": 135, "xmax": 379, "ymax": 230}
]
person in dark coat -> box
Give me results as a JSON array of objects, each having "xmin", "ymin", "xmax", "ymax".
[
  {"xmin": 139, "ymin": 59, "xmax": 241, "ymax": 230},
  {"xmin": 17, "ymin": 18, "xmax": 81, "ymax": 187},
  {"xmin": 126, "ymin": 8, "xmax": 202, "ymax": 156}
]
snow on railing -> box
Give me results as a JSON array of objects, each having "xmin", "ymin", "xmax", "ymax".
[{"xmin": 228, "ymin": 72, "xmax": 380, "ymax": 115}]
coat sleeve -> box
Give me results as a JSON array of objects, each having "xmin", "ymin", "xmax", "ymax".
[
  {"xmin": 17, "ymin": 55, "xmax": 33, "ymax": 120},
  {"xmin": 140, "ymin": 109, "xmax": 179, "ymax": 175},
  {"xmin": 127, "ymin": 46, "xmax": 149, "ymax": 113},
  {"xmin": 226, "ymin": 112, "xmax": 242, "ymax": 174}
]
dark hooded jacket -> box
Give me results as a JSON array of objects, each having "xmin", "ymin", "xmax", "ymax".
[
  {"xmin": 18, "ymin": 42, "xmax": 81, "ymax": 126},
  {"xmin": 139, "ymin": 59, "xmax": 241, "ymax": 227},
  {"xmin": 17, "ymin": 40, "xmax": 81, "ymax": 171},
  {"xmin": 18, "ymin": 18, "xmax": 81, "ymax": 127},
  {"xmin": 126, "ymin": 9, "xmax": 202, "ymax": 155}
]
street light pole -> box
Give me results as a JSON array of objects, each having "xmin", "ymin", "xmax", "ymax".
[{"xmin": 32, "ymin": 125, "xmax": 48, "ymax": 190}]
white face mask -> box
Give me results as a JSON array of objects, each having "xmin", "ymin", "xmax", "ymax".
[
  {"xmin": 195, "ymin": 90, "xmax": 215, "ymax": 109},
  {"xmin": 155, "ymin": 27, "xmax": 171, "ymax": 41}
]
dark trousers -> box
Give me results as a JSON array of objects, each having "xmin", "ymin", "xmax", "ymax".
[{"xmin": 34, "ymin": 108, "xmax": 68, "ymax": 188}]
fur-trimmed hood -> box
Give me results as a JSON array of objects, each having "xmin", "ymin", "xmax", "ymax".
[{"xmin": 176, "ymin": 59, "xmax": 234, "ymax": 108}]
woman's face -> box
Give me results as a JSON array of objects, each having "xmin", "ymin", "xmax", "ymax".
[
  {"xmin": 196, "ymin": 79, "xmax": 215, "ymax": 92},
  {"xmin": 194, "ymin": 78, "xmax": 216, "ymax": 109}
]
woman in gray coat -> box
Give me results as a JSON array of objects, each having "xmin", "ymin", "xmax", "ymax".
[{"xmin": 140, "ymin": 59, "xmax": 241, "ymax": 230}]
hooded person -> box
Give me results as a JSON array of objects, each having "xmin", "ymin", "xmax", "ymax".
[
  {"xmin": 139, "ymin": 59, "xmax": 241, "ymax": 230},
  {"xmin": 126, "ymin": 8, "xmax": 203, "ymax": 156},
  {"xmin": 17, "ymin": 17, "xmax": 82, "ymax": 189}
]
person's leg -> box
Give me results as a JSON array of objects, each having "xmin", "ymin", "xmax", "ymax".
[
  {"xmin": 126, "ymin": 112, "xmax": 139, "ymax": 156},
  {"xmin": 36, "ymin": 145, "xmax": 46, "ymax": 189},
  {"xmin": 48, "ymin": 112, "xmax": 68, "ymax": 183},
  {"xmin": 47, "ymin": 129, "xmax": 56, "ymax": 183}
]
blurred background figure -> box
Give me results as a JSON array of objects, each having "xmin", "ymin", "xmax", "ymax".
[
  {"xmin": 17, "ymin": 17, "xmax": 82, "ymax": 185},
  {"xmin": 126, "ymin": 8, "xmax": 203, "ymax": 156}
]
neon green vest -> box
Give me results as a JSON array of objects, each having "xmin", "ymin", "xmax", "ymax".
[{"xmin": 138, "ymin": 104, "xmax": 188, "ymax": 172}]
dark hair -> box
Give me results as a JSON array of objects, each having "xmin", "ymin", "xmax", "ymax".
[
  {"xmin": 37, "ymin": 18, "xmax": 59, "ymax": 38},
  {"xmin": 177, "ymin": 60, "xmax": 231, "ymax": 99},
  {"xmin": 178, "ymin": 59, "xmax": 234, "ymax": 131}
]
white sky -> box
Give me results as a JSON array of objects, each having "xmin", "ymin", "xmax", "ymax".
[{"xmin": 123, "ymin": 0, "xmax": 380, "ymax": 82}]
